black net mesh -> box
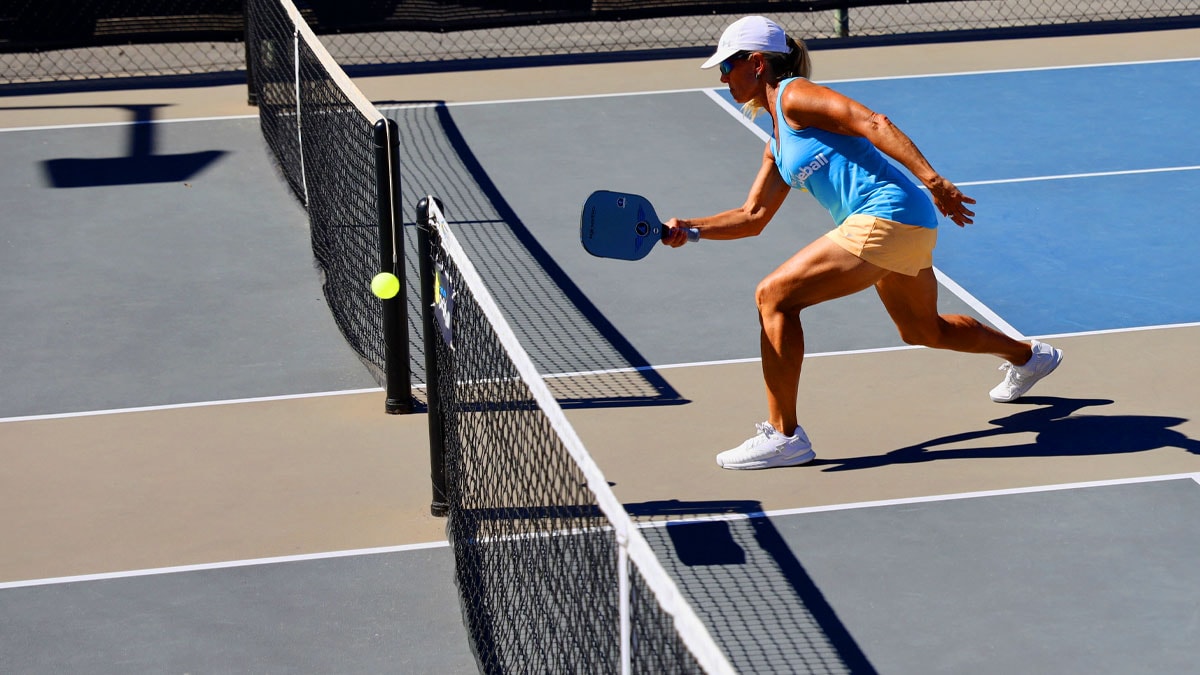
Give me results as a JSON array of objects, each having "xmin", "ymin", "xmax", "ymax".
[
  {"xmin": 390, "ymin": 102, "xmax": 681, "ymax": 408},
  {"xmin": 246, "ymin": 0, "xmax": 416, "ymax": 392},
  {"xmin": 428, "ymin": 213, "xmax": 712, "ymax": 673}
]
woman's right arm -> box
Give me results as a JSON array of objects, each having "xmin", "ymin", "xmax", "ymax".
[{"xmin": 664, "ymin": 145, "xmax": 791, "ymax": 246}]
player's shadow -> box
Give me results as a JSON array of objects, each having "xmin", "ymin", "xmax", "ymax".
[
  {"xmin": 626, "ymin": 499, "xmax": 878, "ymax": 674},
  {"xmin": 29, "ymin": 104, "xmax": 226, "ymax": 188},
  {"xmin": 814, "ymin": 397, "xmax": 1200, "ymax": 472}
]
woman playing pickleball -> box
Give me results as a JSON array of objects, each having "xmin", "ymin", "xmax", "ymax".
[{"xmin": 664, "ymin": 16, "xmax": 1063, "ymax": 470}]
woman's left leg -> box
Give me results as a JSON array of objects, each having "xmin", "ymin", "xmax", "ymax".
[{"xmin": 874, "ymin": 267, "xmax": 1032, "ymax": 362}]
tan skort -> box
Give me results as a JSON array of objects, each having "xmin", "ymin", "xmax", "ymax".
[{"xmin": 824, "ymin": 214, "xmax": 937, "ymax": 277}]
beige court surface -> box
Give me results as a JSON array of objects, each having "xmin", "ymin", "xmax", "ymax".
[{"xmin": 2, "ymin": 28, "xmax": 1199, "ymax": 586}]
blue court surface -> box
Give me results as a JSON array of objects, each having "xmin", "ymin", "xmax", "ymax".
[{"xmin": 717, "ymin": 58, "xmax": 1200, "ymax": 337}]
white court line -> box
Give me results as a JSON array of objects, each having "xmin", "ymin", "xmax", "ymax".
[
  {"xmin": 0, "ymin": 388, "xmax": 382, "ymax": 424},
  {"xmin": 957, "ymin": 164, "xmax": 1200, "ymax": 187},
  {"xmin": 549, "ymin": 319, "xmax": 1200, "ymax": 380},
  {"xmin": 821, "ymin": 56, "xmax": 1200, "ymax": 84},
  {"xmin": 1034, "ymin": 321, "xmax": 1200, "ymax": 341},
  {"xmin": 933, "ymin": 267, "xmax": 1024, "ymax": 339},
  {"xmin": 423, "ymin": 86, "xmax": 708, "ymax": 108},
  {"xmin": 7, "ymin": 321, "xmax": 1199, "ymax": 424},
  {"xmin": 428, "ymin": 56, "xmax": 1200, "ymax": 108},
  {"xmin": 6, "ymin": 56, "xmax": 1196, "ymax": 132},
  {"xmin": 7, "ymin": 471, "xmax": 1198, "ymax": 590},
  {"xmin": 543, "ymin": 344, "xmax": 921, "ymax": 382},
  {"xmin": 0, "ymin": 114, "xmax": 259, "ymax": 134},
  {"xmin": 703, "ymin": 88, "xmax": 769, "ymax": 142},
  {"xmin": 637, "ymin": 471, "xmax": 1200, "ymax": 530},
  {"xmin": 0, "ymin": 541, "xmax": 448, "ymax": 591}
]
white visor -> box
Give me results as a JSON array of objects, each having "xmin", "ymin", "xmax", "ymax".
[{"xmin": 701, "ymin": 16, "xmax": 789, "ymax": 69}]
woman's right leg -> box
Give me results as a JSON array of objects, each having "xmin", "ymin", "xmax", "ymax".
[{"xmin": 755, "ymin": 236, "xmax": 889, "ymax": 436}]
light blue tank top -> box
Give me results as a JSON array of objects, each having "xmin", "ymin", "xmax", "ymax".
[{"xmin": 770, "ymin": 78, "xmax": 939, "ymax": 228}]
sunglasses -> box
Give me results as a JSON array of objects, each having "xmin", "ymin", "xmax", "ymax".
[{"xmin": 718, "ymin": 52, "xmax": 750, "ymax": 76}]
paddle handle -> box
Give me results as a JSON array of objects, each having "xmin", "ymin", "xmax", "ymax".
[
  {"xmin": 665, "ymin": 226, "xmax": 700, "ymax": 243},
  {"xmin": 685, "ymin": 227, "xmax": 700, "ymax": 242}
]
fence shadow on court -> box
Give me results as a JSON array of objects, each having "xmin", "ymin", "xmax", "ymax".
[
  {"xmin": 627, "ymin": 499, "xmax": 878, "ymax": 675},
  {"xmin": 815, "ymin": 396, "xmax": 1200, "ymax": 472},
  {"xmin": 386, "ymin": 101, "xmax": 687, "ymax": 410}
]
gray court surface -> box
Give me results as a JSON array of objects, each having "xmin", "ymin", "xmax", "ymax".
[
  {"xmin": 644, "ymin": 477, "xmax": 1200, "ymax": 674},
  {"xmin": 0, "ymin": 114, "xmax": 377, "ymax": 419},
  {"xmin": 5, "ymin": 478, "xmax": 1197, "ymax": 673},
  {"xmin": 0, "ymin": 546, "xmax": 476, "ymax": 674}
]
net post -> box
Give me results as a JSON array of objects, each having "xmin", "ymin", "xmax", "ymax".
[
  {"xmin": 374, "ymin": 118, "xmax": 412, "ymax": 414},
  {"xmin": 417, "ymin": 196, "xmax": 449, "ymax": 518}
]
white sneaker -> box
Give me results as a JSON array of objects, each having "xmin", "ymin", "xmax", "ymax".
[
  {"xmin": 989, "ymin": 340, "xmax": 1063, "ymax": 402},
  {"xmin": 716, "ymin": 422, "xmax": 815, "ymax": 470}
]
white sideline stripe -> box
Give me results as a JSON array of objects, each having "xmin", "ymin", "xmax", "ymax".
[
  {"xmin": 542, "ymin": 345, "xmax": 922, "ymax": 382},
  {"xmin": 399, "ymin": 87, "xmax": 710, "ymax": 108},
  {"xmin": 821, "ymin": 56, "xmax": 1200, "ymax": 84},
  {"xmin": 0, "ymin": 388, "xmax": 382, "ymax": 424},
  {"xmin": 703, "ymin": 88, "xmax": 769, "ymax": 141},
  {"xmin": 0, "ymin": 542, "xmax": 448, "ymax": 591},
  {"xmin": 424, "ymin": 57, "xmax": 1200, "ymax": 109},
  {"xmin": 957, "ymin": 164, "xmax": 1200, "ymax": 187},
  {"xmin": 549, "ymin": 319, "xmax": 1198, "ymax": 379},
  {"xmin": 5, "ymin": 56, "xmax": 1195, "ymax": 133},
  {"xmin": 638, "ymin": 472, "xmax": 1200, "ymax": 530},
  {"xmin": 8, "ymin": 321, "xmax": 1199, "ymax": 423},
  {"xmin": 0, "ymin": 114, "xmax": 259, "ymax": 133},
  {"xmin": 1034, "ymin": 321, "xmax": 1200, "ymax": 340},
  {"xmin": 10, "ymin": 472, "xmax": 1198, "ymax": 591},
  {"xmin": 932, "ymin": 267, "xmax": 1024, "ymax": 339}
]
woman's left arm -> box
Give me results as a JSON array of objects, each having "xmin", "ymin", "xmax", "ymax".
[{"xmin": 782, "ymin": 81, "xmax": 976, "ymax": 227}]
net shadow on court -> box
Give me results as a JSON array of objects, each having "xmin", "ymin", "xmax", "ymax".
[
  {"xmin": 628, "ymin": 499, "xmax": 878, "ymax": 674},
  {"xmin": 389, "ymin": 101, "xmax": 689, "ymax": 410}
]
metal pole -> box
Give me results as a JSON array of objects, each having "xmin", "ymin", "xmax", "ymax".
[
  {"xmin": 836, "ymin": 3, "xmax": 850, "ymax": 38},
  {"xmin": 375, "ymin": 119, "xmax": 412, "ymax": 414},
  {"xmin": 417, "ymin": 196, "xmax": 449, "ymax": 517}
]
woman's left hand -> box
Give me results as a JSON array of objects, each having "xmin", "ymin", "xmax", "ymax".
[{"xmin": 927, "ymin": 176, "xmax": 976, "ymax": 227}]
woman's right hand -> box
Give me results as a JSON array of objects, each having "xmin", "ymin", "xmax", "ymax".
[{"xmin": 663, "ymin": 218, "xmax": 693, "ymax": 248}]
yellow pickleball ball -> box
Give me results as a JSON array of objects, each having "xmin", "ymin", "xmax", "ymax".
[{"xmin": 371, "ymin": 272, "xmax": 400, "ymax": 299}]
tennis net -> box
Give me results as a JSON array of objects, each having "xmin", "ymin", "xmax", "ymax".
[
  {"xmin": 419, "ymin": 196, "xmax": 735, "ymax": 674},
  {"xmin": 245, "ymin": 0, "xmax": 413, "ymax": 412}
]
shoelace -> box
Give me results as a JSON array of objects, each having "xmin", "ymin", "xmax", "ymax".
[
  {"xmin": 751, "ymin": 422, "xmax": 792, "ymax": 457},
  {"xmin": 733, "ymin": 422, "xmax": 781, "ymax": 457},
  {"xmin": 997, "ymin": 362, "xmax": 1027, "ymax": 384},
  {"xmin": 754, "ymin": 421, "xmax": 777, "ymax": 439}
]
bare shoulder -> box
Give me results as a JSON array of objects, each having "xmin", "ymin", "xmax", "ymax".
[
  {"xmin": 781, "ymin": 77, "xmax": 844, "ymax": 109},
  {"xmin": 781, "ymin": 78, "xmax": 862, "ymax": 132}
]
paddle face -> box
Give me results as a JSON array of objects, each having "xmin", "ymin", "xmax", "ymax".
[{"xmin": 580, "ymin": 190, "xmax": 664, "ymax": 261}]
